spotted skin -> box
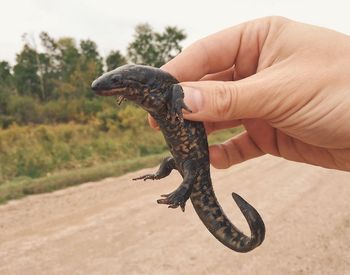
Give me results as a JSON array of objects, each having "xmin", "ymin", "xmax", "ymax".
[{"xmin": 91, "ymin": 64, "xmax": 265, "ymax": 252}]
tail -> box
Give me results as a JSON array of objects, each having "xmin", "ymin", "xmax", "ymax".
[
  {"xmin": 191, "ymin": 190, "xmax": 265, "ymax": 253},
  {"xmin": 231, "ymin": 192, "xmax": 265, "ymax": 252}
]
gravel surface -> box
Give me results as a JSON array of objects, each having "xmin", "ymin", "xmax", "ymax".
[{"xmin": 0, "ymin": 155, "xmax": 349, "ymax": 275}]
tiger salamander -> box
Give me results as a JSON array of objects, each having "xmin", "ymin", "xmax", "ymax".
[{"xmin": 91, "ymin": 64, "xmax": 265, "ymax": 252}]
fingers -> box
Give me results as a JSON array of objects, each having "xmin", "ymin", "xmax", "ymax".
[
  {"xmin": 181, "ymin": 71, "xmax": 274, "ymax": 122},
  {"xmin": 149, "ymin": 74, "xmax": 274, "ymax": 129},
  {"xmin": 210, "ymin": 119, "xmax": 350, "ymax": 171},
  {"xmin": 161, "ymin": 17, "xmax": 276, "ymax": 82},
  {"xmin": 270, "ymin": 130, "xmax": 350, "ymax": 171},
  {"xmin": 204, "ymin": 120, "xmax": 241, "ymax": 134},
  {"xmin": 209, "ymin": 131, "xmax": 265, "ymax": 168},
  {"xmin": 200, "ymin": 66, "xmax": 235, "ymax": 81},
  {"xmin": 148, "ymin": 67, "xmax": 237, "ymax": 130},
  {"xmin": 149, "ymin": 113, "xmax": 241, "ymax": 134}
]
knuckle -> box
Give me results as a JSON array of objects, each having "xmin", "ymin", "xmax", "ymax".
[
  {"xmin": 191, "ymin": 39, "xmax": 210, "ymax": 74},
  {"xmin": 265, "ymin": 15, "xmax": 290, "ymax": 25},
  {"xmin": 211, "ymin": 83, "xmax": 238, "ymax": 119}
]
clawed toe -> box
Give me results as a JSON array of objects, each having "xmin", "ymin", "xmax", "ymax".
[
  {"xmin": 180, "ymin": 202, "xmax": 185, "ymax": 212},
  {"xmin": 133, "ymin": 174, "xmax": 156, "ymax": 181},
  {"xmin": 157, "ymin": 197, "xmax": 185, "ymax": 211},
  {"xmin": 156, "ymin": 186, "xmax": 191, "ymax": 211}
]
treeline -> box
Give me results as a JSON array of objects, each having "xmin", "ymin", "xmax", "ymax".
[
  {"xmin": 0, "ymin": 24, "xmax": 186, "ymax": 128},
  {"xmin": 0, "ymin": 24, "xmax": 186, "ymax": 182},
  {"xmin": 0, "ymin": 24, "xmax": 242, "ymax": 189}
]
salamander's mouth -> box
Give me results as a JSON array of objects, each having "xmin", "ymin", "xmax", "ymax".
[
  {"xmin": 93, "ymin": 87, "xmax": 127, "ymax": 96},
  {"xmin": 91, "ymin": 75, "xmax": 127, "ymax": 96}
]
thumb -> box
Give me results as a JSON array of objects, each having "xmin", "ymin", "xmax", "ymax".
[{"xmin": 182, "ymin": 74, "xmax": 273, "ymax": 122}]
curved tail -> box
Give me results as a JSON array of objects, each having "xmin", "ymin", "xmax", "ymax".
[
  {"xmin": 190, "ymin": 188, "xmax": 265, "ymax": 253},
  {"xmin": 231, "ymin": 192, "xmax": 265, "ymax": 252}
]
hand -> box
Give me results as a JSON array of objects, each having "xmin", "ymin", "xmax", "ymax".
[{"xmin": 150, "ymin": 16, "xmax": 350, "ymax": 171}]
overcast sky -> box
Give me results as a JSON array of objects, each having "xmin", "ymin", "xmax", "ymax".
[{"xmin": 1, "ymin": 0, "xmax": 350, "ymax": 65}]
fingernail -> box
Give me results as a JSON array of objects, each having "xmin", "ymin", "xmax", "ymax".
[{"xmin": 182, "ymin": 86, "xmax": 202, "ymax": 113}]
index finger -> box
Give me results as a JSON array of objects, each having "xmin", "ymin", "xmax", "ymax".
[{"xmin": 161, "ymin": 17, "xmax": 274, "ymax": 82}]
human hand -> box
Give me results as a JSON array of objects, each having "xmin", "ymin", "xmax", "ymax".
[{"xmin": 150, "ymin": 16, "xmax": 350, "ymax": 171}]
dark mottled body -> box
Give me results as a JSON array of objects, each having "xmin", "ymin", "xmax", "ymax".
[{"xmin": 91, "ymin": 64, "xmax": 265, "ymax": 252}]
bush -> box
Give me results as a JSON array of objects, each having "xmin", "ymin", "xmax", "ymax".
[
  {"xmin": 118, "ymin": 104, "xmax": 148, "ymax": 130},
  {"xmin": 0, "ymin": 122, "xmax": 167, "ymax": 183},
  {"xmin": 7, "ymin": 95, "xmax": 43, "ymax": 124}
]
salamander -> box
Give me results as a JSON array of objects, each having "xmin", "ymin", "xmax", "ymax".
[{"xmin": 91, "ymin": 64, "xmax": 265, "ymax": 252}]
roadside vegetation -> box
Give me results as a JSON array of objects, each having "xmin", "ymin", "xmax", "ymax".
[{"xmin": 0, "ymin": 24, "xmax": 242, "ymax": 203}]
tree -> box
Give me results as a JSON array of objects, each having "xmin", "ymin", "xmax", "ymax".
[
  {"xmin": 13, "ymin": 44, "xmax": 42, "ymax": 98},
  {"xmin": 0, "ymin": 61, "xmax": 12, "ymax": 85},
  {"xmin": 13, "ymin": 34, "xmax": 61, "ymax": 101},
  {"xmin": 66, "ymin": 39, "xmax": 104, "ymax": 99},
  {"xmin": 40, "ymin": 32, "xmax": 58, "ymax": 57},
  {"xmin": 0, "ymin": 61, "xmax": 14, "ymax": 121},
  {"xmin": 56, "ymin": 37, "xmax": 80, "ymax": 82},
  {"xmin": 106, "ymin": 50, "xmax": 127, "ymax": 71},
  {"xmin": 80, "ymin": 39, "xmax": 103, "ymax": 74},
  {"xmin": 0, "ymin": 61, "xmax": 13, "ymax": 85},
  {"xmin": 53, "ymin": 37, "xmax": 84, "ymax": 98},
  {"xmin": 38, "ymin": 32, "xmax": 61, "ymax": 100},
  {"xmin": 1, "ymin": 24, "xmax": 186, "ymax": 127},
  {"xmin": 127, "ymin": 23, "xmax": 186, "ymax": 67},
  {"xmin": 157, "ymin": 26, "xmax": 187, "ymax": 65}
]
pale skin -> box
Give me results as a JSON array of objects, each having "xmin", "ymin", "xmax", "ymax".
[{"xmin": 149, "ymin": 16, "xmax": 350, "ymax": 171}]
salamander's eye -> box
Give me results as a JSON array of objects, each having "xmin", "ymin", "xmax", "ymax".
[{"xmin": 111, "ymin": 74, "xmax": 122, "ymax": 83}]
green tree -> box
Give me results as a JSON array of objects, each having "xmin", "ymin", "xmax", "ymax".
[
  {"xmin": 66, "ymin": 39, "xmax": 104, "ymax": 99},
  {"xmin": 80, "ymin": 40, "xmax": 102, "ymax": 64},
  {"xmin": 0, "ymin": 61, "xmax": 13, "ymax": 86},
  {"xmin": 0, "ymin": 61, "xmax": 15, "ymax": 126},
  {"xmin": 13, "ymin": 44, "xmax": 43, "ymax": 99},
  {"xmin": 39, "ymin": 32, "xmax": 61, "ymax": 100},
  {"xmin": 1, "ymin": 24, "xmax": 186, "ymax": 128},
  {"xmin": 127, "ymin": 23, "xmax": 186, "ymax": 67},
  {"xmin": 40, "ymin": 32, "xmax": 58, "ymax": 57},
  {"xmin": 56, "ymin": 37, "xmax": 80, "ymax": 82},
  {"xmin": 106, "ymin": 50, "xmax": 127, "ymax": 71},
  {"xmin": 80, "ymin": 39, "xmax": 103, "ymax": 74}
]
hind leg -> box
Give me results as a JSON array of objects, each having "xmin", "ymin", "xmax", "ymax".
[
  {"xmin": 133, "ymin": 156, "xmax": 177, "ymax": 181},
  {"xmin": 157, "ymin": 160, "xmax": 197, "ymax": 212}
]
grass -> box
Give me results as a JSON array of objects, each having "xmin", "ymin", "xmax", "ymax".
[
  {"xmin": 0, "ymin": 127, "xmax": 242, "ymax": 204},
  {"xmin": 0, "ymin": 153, "xmax": 168, "ymax": 204}
]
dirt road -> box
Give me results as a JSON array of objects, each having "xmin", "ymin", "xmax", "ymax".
[{"xmin": 0, "ymin": 155, "xmax": 349, "ymax": 275}]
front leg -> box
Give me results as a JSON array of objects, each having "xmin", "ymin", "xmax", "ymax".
[
  {"xmin": 166, "ymin": 84, "xmax": 192, "ymax": 123},
  {"xmin": 157, "ymin": 160, "xmax": 198, "ymax": 212},
  {"xmin": 133, "ymin": 156, "xmax": 177, "ymax": 181}
]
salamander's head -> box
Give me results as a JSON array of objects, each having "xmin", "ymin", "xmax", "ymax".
[{"xmin": 91, "ymin": 64, "xmax": 177, "ymax": 99}]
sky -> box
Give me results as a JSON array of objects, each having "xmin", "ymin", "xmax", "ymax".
[{"xmin": 1, "ymin": 0, "xmax": 350, "ymax": 65}]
